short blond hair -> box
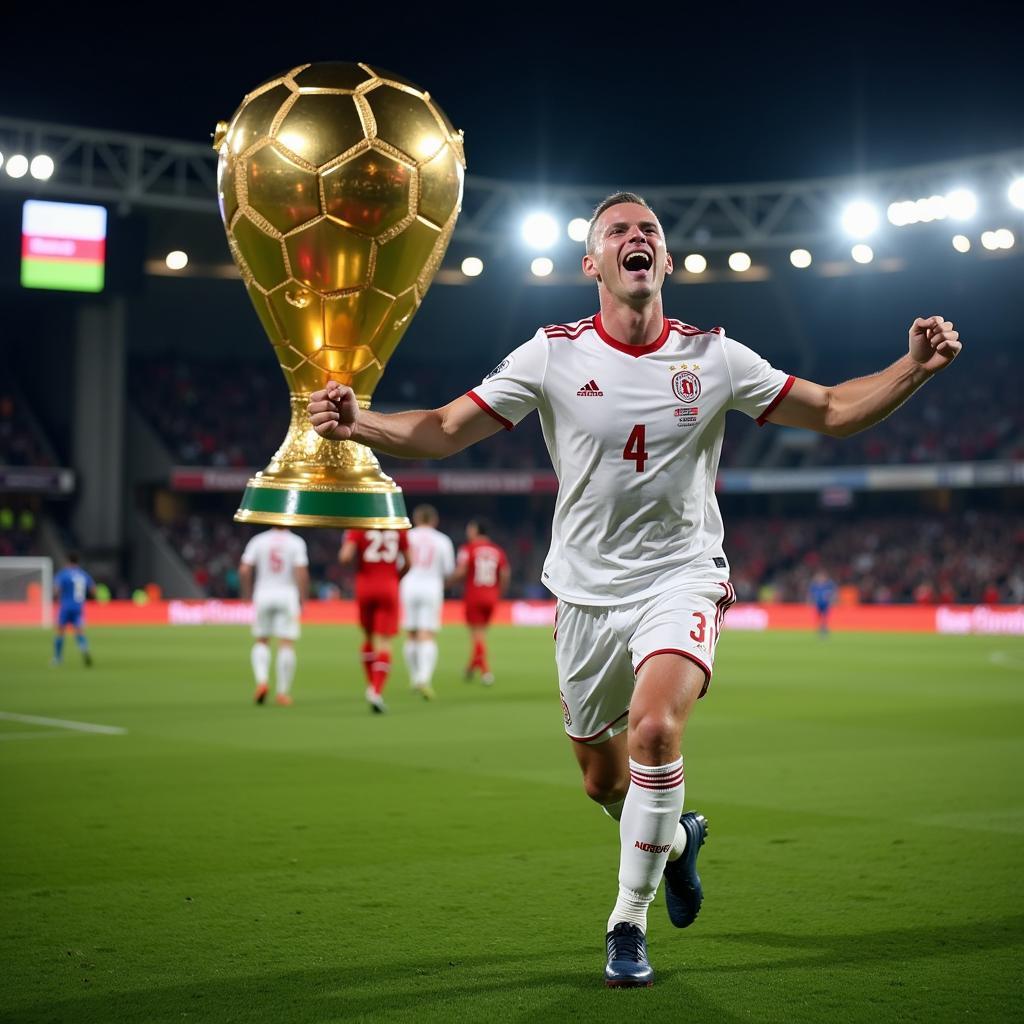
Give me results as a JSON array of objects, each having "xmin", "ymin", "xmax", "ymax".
[{"xmin": 586, "ymin": 191, "xmax": 652, "ymax": 254}]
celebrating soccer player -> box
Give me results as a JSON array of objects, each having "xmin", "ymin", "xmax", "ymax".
[
  {"xmin": 239, "ymin": 526, "xmax": 309, "ymax": 706},
  {"xmin": 452, "ymin": 518, "xmax": 509, "ymax": 685},
  {"xmin": 52, "ymin": 553, "xmax": 95, "ymax": 667},
  {"xmin": 400, "ymin": 504, "xmax": 456, "ymax": 700},
  {"xmin": 309, "ymin": 193, "xmax": 962, "ymax": 986},
  {"xmin": 340, "ymin": 528, "xmax": 409, "ymax": 713}
]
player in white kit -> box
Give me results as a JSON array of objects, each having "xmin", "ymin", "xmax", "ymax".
[
  {"xmin": 239, "ymin": 527, "xmax": 309, "ymax": 707},
  {"xmin": 400, "ymin": 504, "xmax": 456, "ymax": 700},
  {"xmin": 308, "ymin": 193, "xmax": 962, "ymax": 986}
]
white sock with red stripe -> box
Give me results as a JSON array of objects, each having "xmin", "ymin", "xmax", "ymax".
[
  {"xmin": 608, "ymin": 756, "xmax": 685, "ymax": 933},
  {"xmin": 604, "ymin": 794, "xmax": 688, "ymax": 858}
]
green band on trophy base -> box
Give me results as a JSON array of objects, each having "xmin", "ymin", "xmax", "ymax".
[{"xmin": 234, "ymin": 482, "xmax": 409, "ymax": 529}]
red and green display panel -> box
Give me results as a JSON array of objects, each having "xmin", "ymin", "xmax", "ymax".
[{"xmin": 21, "ymin": 200, "xmax": 107, "ymax": 293}]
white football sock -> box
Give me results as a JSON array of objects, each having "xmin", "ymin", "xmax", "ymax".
[
  {"xmin": 608, "ymin": 757, "xmax": 685, "ymax": 933},
  {"xmin": 251, "ymin": 642, "xmax": 270, "ymax": 685},
  {"xmin": 276, "ymin": 646, "xmax": 296, "ymax": 695},
  {"xmin": 404, "ymin": 640, "xmax": 422, "ymax": 684},
  {"xmin": 421, "ymin": 639, "xmax": 438, "ymax": 684},
  {"xmin": 668, "ymin": 820, "xmax": 688, "ymax": 862}
]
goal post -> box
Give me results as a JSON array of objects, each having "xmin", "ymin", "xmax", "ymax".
[{"xmin": 0, "ymin": 557, "xmax": 53, "ymax": 628}]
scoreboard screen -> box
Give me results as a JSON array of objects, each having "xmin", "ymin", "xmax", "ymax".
[{"xmin": 21, "ymin": 200, "xmax": 107, "ymax": 293}]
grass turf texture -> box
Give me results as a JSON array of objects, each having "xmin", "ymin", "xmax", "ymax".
[{"xmin": 1, "ymin": 625, "xmax": 1022, "ymax": 1023}]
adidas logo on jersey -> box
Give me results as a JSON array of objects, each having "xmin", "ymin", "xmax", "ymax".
[{"xmin": 577, "ymin": 379, "xmax": 604, "ymax": 397}]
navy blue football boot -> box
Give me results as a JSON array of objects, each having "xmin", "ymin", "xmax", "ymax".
[
  {"xmin": 604, "ymin": 922, "xmax": 654, "ymax": 988},
  {"xmin": 662, "ymin": 811, "xmax": 708, "ymax": 927}
]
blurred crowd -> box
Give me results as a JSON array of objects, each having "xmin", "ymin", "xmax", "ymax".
[
  {"xmin": 156, "ymin": 508, "xmax": 1023, "ymax": 605},
  {"xmin": 0, "ymin": 393, "xmax": 56, "ymax": 468},
  {"xmin": 727, "ymin": 512, "xmax": 1024, "ymax": 604}
]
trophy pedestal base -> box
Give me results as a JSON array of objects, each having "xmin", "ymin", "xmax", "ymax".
[{"xmin": 233, "ymin": 480, "xmax": 409, "ymax": 529}]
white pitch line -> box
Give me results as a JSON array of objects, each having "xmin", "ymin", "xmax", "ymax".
[
  {"xmin": 988, "ymin": 651, "xmax": 1024, "ymax": 670},
  {"xmin": 0, "ymin": 711, "xmax": 126, "ymax": 735}
]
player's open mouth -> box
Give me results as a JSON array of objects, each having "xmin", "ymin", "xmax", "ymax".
[{"xmin": 622, "ymin": 250, "xmax": 653, "ymax": 272}]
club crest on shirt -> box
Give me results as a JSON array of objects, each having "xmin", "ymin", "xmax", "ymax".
[
  {"xmin": 671, "ymin": 369, "xmax": 701, "ymax": 403},
  {"xmin": 485, "ymin": 358, "xmax": 510, "ymax": 380}
]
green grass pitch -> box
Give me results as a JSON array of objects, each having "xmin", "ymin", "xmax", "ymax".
[{"xmin": 1, "ymin": 625, "xmax": 1022, "ymax": 1023}]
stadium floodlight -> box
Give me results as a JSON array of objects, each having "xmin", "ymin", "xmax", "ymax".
[
  {"xmin": 924, "ymin": 194, "xmax": 948, "ymax": 220},
  {"xmin": 789, "ymin": 248, "xmax": 812, "ymax": 269},
  {"xmin": 165, "ymin": 250, "xmax": 189, "ymax": 271},
  {"xmin": 29, "ymin": 155, "xmax": 54, "ymax": 181},
  {"xmin": 945, "ymin": 188, "xmax": 977, "ymax": 221},
  {"xmin": 841, "ymin": 200, "xmax": 879, "ymax": 238},
  {"xmin": 980, "ymin": 231, "xmax": 999, "ymax": 251},
  {"xmin": 887, "ymin": 201, "xmax": 914, "ymax": 227},
  {"xmin": 728, "ymin": 251, "xmax": 751, "ymax": 272},
  {"xmin": 994, "ymin": 228, "xmax": 1015, "ymax": 249},
  {"xmin": 1009, "ymin": 178, "xmax": 1024, "ymax": 211},
  {"xmin": 461, "ymin": 256, "xmax": 484, "ymax": 277},
  {"xmin": 683, "ymin": 253, "xmax": 706, "ymax": 274},
  {"xmin": 530, "ymin": 256, "xmax": 554, "ymax": 277},
  {"xmin": 951, "ymin": 234, "xmax": 971, "ymax": 253},
  {"xmin": 5, "ymin": 154, "xmax": 29, "ymax": 178},
  {"xmin": 851, "ymin": 243, "xmax": 874, "ymax": 264},
  {"xmin": 521, "ymin": 212, "xmax": 559, "ymax": 250},
  {"xmin": 567, "ymin": 217, "xmax": 589, "ymax": 243}
]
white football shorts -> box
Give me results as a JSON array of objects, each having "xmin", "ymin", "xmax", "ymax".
[
  {"xmin": 400, "ymin": 580, "xmax": 444, "ymax": 632},
  {"xmin": 252, "ymin": 592, "xmax": 301, "ymax": 640},
  {"xmin": 554, "ymin": 573, "xmax": 735, "ymax": 744}
]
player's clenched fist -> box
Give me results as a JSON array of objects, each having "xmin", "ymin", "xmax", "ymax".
[
  {"xmin": 908, "ymin": 315, "xmax": 962, "ymax": 374},
  {"xmin": 308, "ymin": 381, "xmax": 359, "ymax": 440}
]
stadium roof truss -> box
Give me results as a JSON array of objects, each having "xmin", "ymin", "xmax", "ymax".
[{"xmin": 1, "ymin": 117, "xmax": 1022, "ymax": 250}]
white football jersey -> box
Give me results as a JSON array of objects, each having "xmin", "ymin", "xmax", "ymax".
[
  {"xmin": 469, "ymin": 313, "xmax": 793, "ymax": 605},
  {"xmin": 241, "ymin": 528, "xmax": 309, "ymax": 600},
  {"xmin": 401, "ymin": 526, "xmax": 456, "ymax": 592}
]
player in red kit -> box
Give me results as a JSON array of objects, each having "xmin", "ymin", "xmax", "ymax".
[
  {"xmin": 339, "ymin": 528, "xmax": 409, "ymax": 712},
  {"xmin": 452, "ymin": 518, "xmax": 510, "ymax": 685}
]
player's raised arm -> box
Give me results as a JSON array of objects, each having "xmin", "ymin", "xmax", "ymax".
[
  {"xmin": 764, "ymin": 316, "xmax": 961, "ymax": 437},
  {"xmin": 238, "ymin": 561, "xmax": 253, "ymax": 602},
  {"xmin": 308, "ymin": 383, "xmax": 503, "ymax": 459}
]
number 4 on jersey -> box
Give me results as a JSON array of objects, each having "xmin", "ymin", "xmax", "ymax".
[{"xmin": 623, "ymin": 424, "xmax": 648, "ymax": 472}]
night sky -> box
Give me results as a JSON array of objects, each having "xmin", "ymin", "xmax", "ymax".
[{"xmin": 4, "ymin": 4, "xmax": 1022, "ymax": 186}]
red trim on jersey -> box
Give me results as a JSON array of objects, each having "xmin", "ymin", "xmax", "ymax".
[
  {"xmin": 594, "ymin": 312, "xmax": 671, "ymax": 356},
  {"xmin": 566, "ymin": 707, "xmax": 630, "ymax": 744},
  {"xmin": 667, "ymin": 320, "xmax": 724, "ymax": 337},
  {"xmin": 756, "ymin": 374, "xmax": 797, "ymax": 426},
  {"xmin": 544, "ymin": 317, "xmax": 594, "ymax": 340},
  {"xmin": 633, "ymin": 648, "xmax": 712, "ymax": 698},
  {"xmin": 466, "ymin": 390, "xmax": 514, "ymax": 431}
]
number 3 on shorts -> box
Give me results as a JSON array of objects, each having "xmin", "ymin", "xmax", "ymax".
[
  {"xmin": 623, "ymin": 424, "xmax": 648, "ymax": 472},
  {"xmin": 689, "ymin": 611, "xmax": 706, "ymax": 643}
]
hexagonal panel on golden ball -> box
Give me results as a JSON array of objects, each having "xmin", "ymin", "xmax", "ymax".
[
  {"xmin": 365, "ymin": 84, "xmax": 446, "ymax": 164},
  {"xmin": 292, "ymin": 62, "xmax": 376, "ymax": 92},
  {"xmin": 322, "ymin": 150, "xmax": 413, "ymax": 238},
  {"xmin": 323, "ymin": 289, "xmax": 396, "ymax": 351},
  {"xmin": 266, "ymin": 281, "xmax": 324, "ymax": 352},
  {"xmin": 275, "ymin": 94, "xmax": 367, "ymax": 169},
  {"xmin": 232, "ymin": 215, "xmax": 289, "ymax": 292},
  {"xmin": 372, "ymin": 218, "xmax": 441, "ymax": 296},
  {"xmin": 226, "ymin": 84, "xmax": 292, "ymax": 158},
  {"xmin": 284, "ymin": 218, "xmax": 373, "ymax": 293},
  {"xmin": 243, "ymin": 144, "xmax": 321, "ymax": 234},
  {"xmin": 313, "ymin": 345, "xmax": 378, "ymax": 377},
  {"xmin": 418, "ymin": 145, "xmax": 464, "ymax": 228}
]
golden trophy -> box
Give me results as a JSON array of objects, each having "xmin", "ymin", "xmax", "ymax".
[{"xmin": 213, "ymin": 62, "xmax": 465, "ymax": 527}]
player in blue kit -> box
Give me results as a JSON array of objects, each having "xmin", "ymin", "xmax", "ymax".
[
  {"xmin": 808, "ymin": 570, "xmax": 837, "ymax": 637},
  {"xmin": 53, "ymin": 553, "xmax": 95, "ymax": 666}
]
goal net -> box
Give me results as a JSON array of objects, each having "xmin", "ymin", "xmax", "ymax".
[{"xmin": 0, "ymin": 557, "xmax": 53, "ymax": 627}]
